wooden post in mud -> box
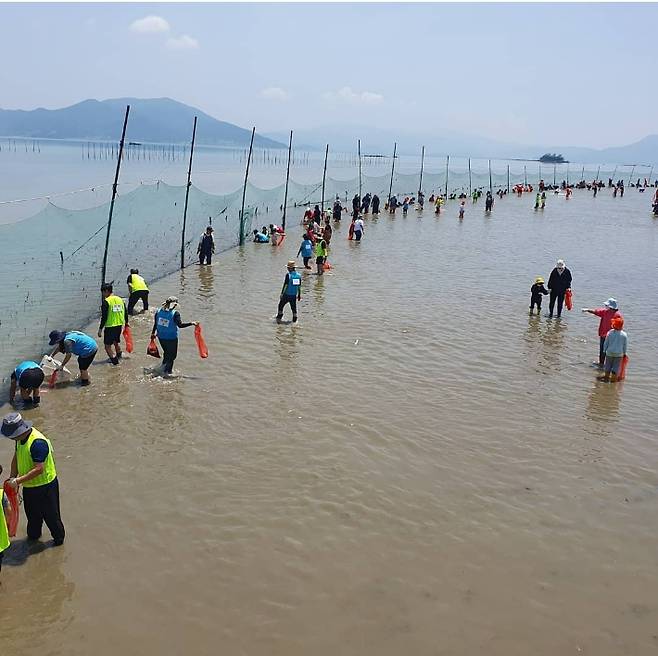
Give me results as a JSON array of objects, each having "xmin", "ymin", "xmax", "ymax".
[
  {"xmin": 468, "ymin": 158, "xmax": 472, "ymax": 197},
  {"xmin": 539, "ymin": 163, "xmax": 542, "ymax": 184},
  {"xmin": 596, "ymin": 165, "xmax": 601, "ymax": 182},
  {"xmin": 566, "ymin": 164, "xmax": 570, "ymax": 186},
  {"xmin": 180, "ymin": 116, "xmax": 198, "ymax": 269},
  {"xmin": 418, "ymin": 145, "xmax": 425, "ymax": 196},
  {"xmin": 321, "ymin": 144, "xmax": 329, "ymax": 212},
  {"xmin": 101, "ymin": 104, "xmax": 130, "ymax": 285},
  {"xmin": 444, "ymin": 155, "xmax": 450, "ymax": 198},
  {"xmin": 611, "ymin": 165, "xmax": 617, "ymax": 183},
  {"xmin": 524, "ymin": 165, "xmax": 527, "ymax": 187},
  {"xmin": 488, "ymin": 159, "xmax": 493, "ymax": 192},
  {"xmin": 388, "ymin": 142, "xmax": 397, "ymax": 203},
  {"xmin": 507, "ymin": 164, "xmax": 510, "ymax": 193},
  {"xmin": 282, "ymin": 130, "xmax": 293, "ymax": 231},
  {"xmin": 239, "ymin": 127, "xmax": 256, "ymax": 246},
  {"xmin": 358, "ymin": 139, "xmax": 362, "ymax": 199},
  {"xmin": 627, "ymin": 164, "xmax": 635, "ymax": 186},
  {"xmin": 581, "ymin": 165, "xmax": 585, "ymax": 182},
  {"xmin": 648, "ymin": 166, "xmax": 654, "ymax": 186},
  {"xmin": 553, "ymin": 164, "xmax": 556, "ymax": 186}
]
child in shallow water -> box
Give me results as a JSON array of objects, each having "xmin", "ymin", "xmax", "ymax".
[
  {"xmin": 598, "ymin": 316, "xmax": 628, "ymax": 383},
  {"xmin": 529, "ymin": 277, "xmax": 549, "ymax": 315}
]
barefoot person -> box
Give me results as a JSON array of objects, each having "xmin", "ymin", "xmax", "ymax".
[
  {"xmin": 276, "ymin": 260, "xmax": 302, "ymax": 324},
  {"xmin": 150, "ymin": 297, "xmax": 198, "ymax": 375},
  {"xmin": 2, "ymin": 413, "xmax": 65, "ymax": 546}
]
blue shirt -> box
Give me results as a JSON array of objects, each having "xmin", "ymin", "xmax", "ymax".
[
  {"xmin": 603, "ymin": 329, "xmax": 628, "ymax": 357},
  {"xmin": 18, "ymin": 436, "xmax": 49, "ymax": 463},
  {"xmin": 300, "ymin": 239, "xmax": 313, "ymax": 257}
]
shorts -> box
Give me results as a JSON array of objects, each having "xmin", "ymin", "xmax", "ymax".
[
  {"xmin": 19, "ymin": 367, "xmax": 45, "ymax": 390},
  {"xmin": 78, "ymin": 350, "xmax": 97, "ymax": 371},
  {"xmin": 103, "ymin": 326, "xmax": 122, "ymax": 346},
  {"xmin": 604, "ymin": 355, "xmax": 622, "ymax": 374}
]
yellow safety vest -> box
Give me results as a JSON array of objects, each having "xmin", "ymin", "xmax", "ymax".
[
  {"xmin": 315, "ymin": 241, "xmax": 327, "ymax": 258},
  {"xmin": 129, "ymin": 274, "xmax": 149, "ymax": 292},
  {"xmin": 16, "ymin": 428, "xmax": 57, "ymax": 488},
  {"xmin": 104, "ymin": 294, "xmax": 125, "ymax": 328},
  {"xmin": 0, "ymin": 489, "xmax": 9, "ymax": 552}
]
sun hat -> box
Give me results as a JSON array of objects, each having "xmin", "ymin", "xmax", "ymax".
[
  {"xmin": 535, "ymin": 277, "xmax": 544, "ymax": 284},
  {"xmin": 287, "ymin": 260, "xmax": 297, "ymax": 268},
  {"xmin": 611, "ymin": 316, "xmax": 624, "ymax": 330},
  {"xmin": 603, "ymin": 298, "xmax": 618, "ymax": 310},
  {"xmin": 1, "ymin": 412, "xmax": 33, "ymax": 439},
  {"xmin": 48, "ymin": 330, "xmax": 66, "ymax": 346}
]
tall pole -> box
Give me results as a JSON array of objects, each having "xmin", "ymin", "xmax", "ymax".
[
  {"xmin": 488, "ymin": 159, "xmax": 492, "ymax": 192},
  {"xmin": 444, "ymin": 155, "xmax": 449, "ymax": 198},
  {"xmin": 553, "ymin": 164, "xmax": 556, "ymax": 186},
  {"xmin": 507, "ymin": 164, "xmax": 510, "ymax": 193},
  {"xmin": 581, "ymin": 165, "xmax": 585, "ymax": 182},
  {"xmin": 282, "ymin": 130, "xmax": 293, "ymax": 231},
  {"xmin": 418, "ymin": 145, "xmax": 425, "ymax": 195},
  {"xmin": 596, "ymin": 165, "xmax": 600, "ymax": 182},
  {"xmin": 180, "ymin": 116, "xmax": 198, "ymax": 269},
  {"xmin": 239, "ymin": 127, "xmax": 256, "ymax": 245},
  {"xmin": 628, "ymin": 164, "xmax": 635, "ymax": 186},
  {"xmin": 524, "ymin": 165, "xmax": 527, "ymax": 187},
  {"xmin": 101, "ymin": 104, "xmax": 130, "ymax": 284},
  {"xmin": 357, "ymin": 139, "xmax": 362, "ymax": 199},
  {"xmin": 566, "ymin": 164, "xmax": 570, "ymax": 186},
  {"xmin": 388, "ymin": 142, "xmax": 397, "ymax": 202},
  {"xmin": 612, "ymin": 165, "xmax": 617, "ymax": 183},
  {"xmin": 321, "ymin": 144, "xmax": 329, "ymax": 212},
  {"xmin": 648, "ymin": 166, "xmax": 654, "ymax": 185},
  {"xmin": 468, "ymin": 158, "xmax": 472, "ymax": 197}
]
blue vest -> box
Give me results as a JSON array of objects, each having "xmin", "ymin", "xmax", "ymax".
[
  {"xmin": 15, "ymin": 361, "xmax": 40, "ymax": 383},
  {"xmin": 65, "ymin": 331, "xmax": 98, "ymax": 357},
  {"xmin": 156, "ymin": 308, "xmax": 178, "ymax": 339},
  {"xmin": 285, "ymin": 271, "xmax": 302, "ymax": 297},
  {"xmin": 301, "ymin": 240, "xmax": 313, "ymax": 257}
]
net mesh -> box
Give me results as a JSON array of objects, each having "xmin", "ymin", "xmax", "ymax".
[{"xmin": 0, "ymin": 151, "xmax": 649, "ymax": 382}]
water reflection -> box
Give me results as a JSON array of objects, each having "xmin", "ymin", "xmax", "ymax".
[{"xmin": 585, "ymin": 379, "xmax": 622, "ymax": 427}]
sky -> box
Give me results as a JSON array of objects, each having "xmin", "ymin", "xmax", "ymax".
[{"xmin": 0, "ymin": 2, "xmax": 656, "ymax": 149}]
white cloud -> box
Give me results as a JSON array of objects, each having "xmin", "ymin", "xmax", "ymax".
[
  {"xmin": 323, "ymin": 86, "xmax": 384, "ymax": 105},
  {"xmin": 165, "ymin": 34, "xmax": 200, "ymax": 50},
  {"xmin": 260, "ymin": 87, "xmax": 289, "ymax": 102},
  {"xmin": 130, "ymin": 15, "xmax": 171, "ymax": 34}
]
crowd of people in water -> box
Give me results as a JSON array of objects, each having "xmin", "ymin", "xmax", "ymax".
[{"xmin": 0, "ymin": 175, "xmax": 652, "ymax": 580}]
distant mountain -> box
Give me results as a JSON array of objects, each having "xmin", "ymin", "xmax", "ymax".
[
  {"xmin": 0, "ymin": 98, "xmax": 285, "ymax": 148},
  {"xmin": 264, "ymin": 126, "xmax": 658, "ymax": 165}
]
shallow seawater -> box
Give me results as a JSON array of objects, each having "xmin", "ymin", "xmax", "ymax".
[{"xmin": 1, "ymin": 187, "xmax": 658, "ymax": 655}]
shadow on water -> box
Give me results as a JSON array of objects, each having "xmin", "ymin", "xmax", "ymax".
[{"xmin": 4, "ymin": 537, "xmax": 58, "ymax": 567}]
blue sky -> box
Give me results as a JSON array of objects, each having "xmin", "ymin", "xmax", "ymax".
[{"xmin": 0, "ymin": 2, "xmax": 656, "ymax": 148}]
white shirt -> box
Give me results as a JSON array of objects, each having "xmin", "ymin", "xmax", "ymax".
[{"xmin": 355, "ymin": 219, "xmax": 364, "ymax": 232}]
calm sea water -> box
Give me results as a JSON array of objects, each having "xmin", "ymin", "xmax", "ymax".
[{"xmin": 1, "ymin": 167, "xmax": 658, "ymax": 654}]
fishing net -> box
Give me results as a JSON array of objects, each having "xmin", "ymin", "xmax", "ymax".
[{"xmin": 0, "ymin": 150, "xmax": 648, "ymax": 382}]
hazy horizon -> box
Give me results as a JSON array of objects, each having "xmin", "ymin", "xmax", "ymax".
[{"xmin": 1, "ymin": 3, "xmax": 657, "ymax": 149}]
